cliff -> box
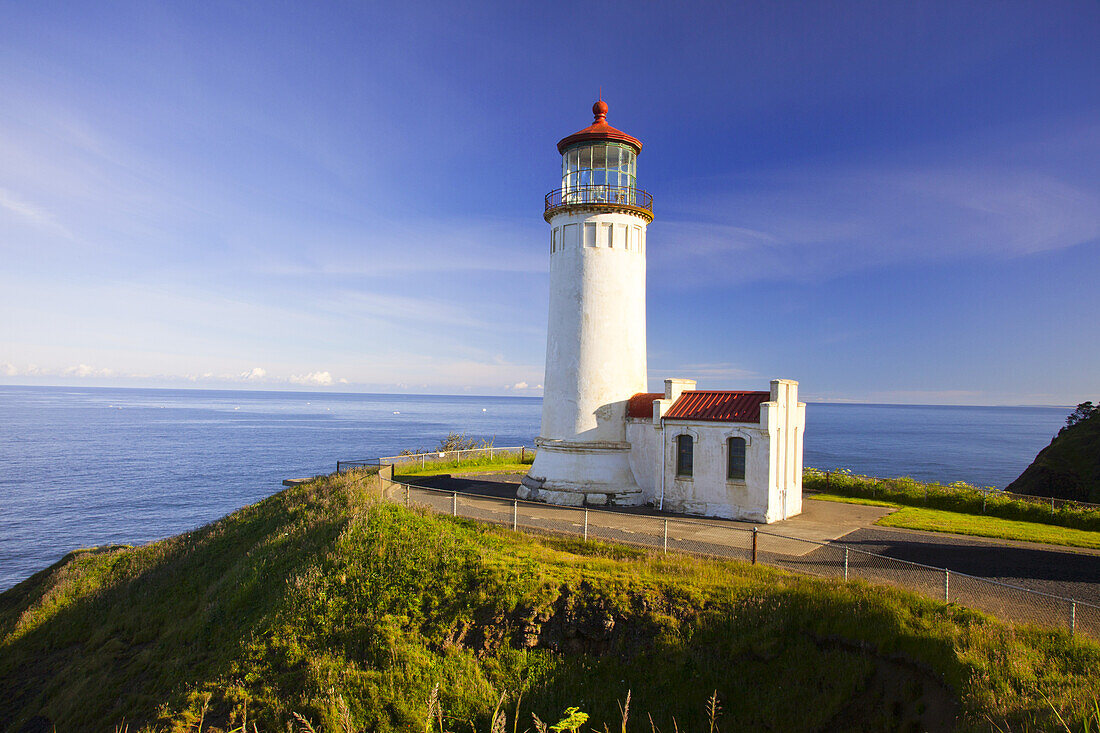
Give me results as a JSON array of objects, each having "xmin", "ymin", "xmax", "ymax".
[
  {"xmin": 2, "ymin": 470, "xmax": 1099, "ymax": 732},
  {"xmin": 1007, "ymin": 410, "xmax": 1100, "ymax": 503}
]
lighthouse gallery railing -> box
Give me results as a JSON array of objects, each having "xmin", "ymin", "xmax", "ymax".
[{"xmin": 545, "ymin": 185, "xmax": 653, "ymax": 215}]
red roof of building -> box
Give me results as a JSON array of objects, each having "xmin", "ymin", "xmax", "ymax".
[
  {"xmin": 626, "ymin": 392, "xmax": 663, "ymax": 418},
  {"xmin": 557, "ymin": 100, "xmax": 643, "ymax": 154},
  {"xmin": 664, "ymin": 391, "xmax": 770, "ymax": 423}
]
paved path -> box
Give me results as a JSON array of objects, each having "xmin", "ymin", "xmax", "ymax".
[
  {"xmin": 402, "ymin": 471, "xmax": 894, "ymax": 547},
  {"xmin": 401, "ymin": 471, "xmax": 1100, "ymax": 605},
  {"xmin": 837, "ymin": 526, "xmax": 1100, "ymax": 605}
]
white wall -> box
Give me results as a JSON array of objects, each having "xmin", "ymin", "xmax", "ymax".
[
  {"xmin": 538, "ymin": 210, "xmax": 648, "ymax": 442},
  {"xmin": 522, "ymin": 208, "xmax": 650, "ymax": 505},
  {"xmin": 760, "ymin": 379, "xmax": 806, "ymax": 521},
  {"xmin": 626, "ymin": 418, "xmax": 658, "ymax": 502},
  {"xmin": 645, "ymin": 379, "xmax": 806, "ymax": 523},
  {"xmin": 659, "ymin": 421, "xmax": 772, "ymax": 522}
]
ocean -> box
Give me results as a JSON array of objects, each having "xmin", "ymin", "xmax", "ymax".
[{"xmin": 0, "ymin": 386, "xmax": 1069, "ymax": 591}]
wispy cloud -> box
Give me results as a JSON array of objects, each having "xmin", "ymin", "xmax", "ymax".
[
  {"xmin": 654, "ymin": 128, "xmax": 1100, "ymax": 287},
  {"xmin": 0, "ymin": 188, "xmax": 73, "ymax": 238},
  {"xmin": 652, "ymin": 362, "xmax": 758, "ymax": 384}
]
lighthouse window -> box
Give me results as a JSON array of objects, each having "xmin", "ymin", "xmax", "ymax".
[
  {"xmin": 676, "ymin": 435, "xmax": 694, "ymax": 477},
  {"xmin": 584, "ymin": 223, "xmax": 597, "ymax": 248},
  {"xmin": 599, "ymin": 223, "xmax": 611, "ymax": 248},
  {"xmin": 727, "ymin": 437, "xmax": 747, "ymax": 480},
  {"xmin": 562, "ymin": 143, "xmax": 637, "ymax": 194}
]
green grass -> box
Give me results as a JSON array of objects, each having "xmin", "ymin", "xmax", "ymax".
[
  {"xmin": 805, "ymin": 468, "xmax": 1100, "ymax": 533},
  {"xmin": 2, "ymin": 470, "xmax": 1100, "ymax": 732},
  {"xmin": 810, "ymin": 493, "xmax": 1100, "ymax": 550},
  {"xmin": 392, "ymin": 451, "xmax": 534, "ymax": 476},
  {"xmin": 878, "ymin": 506, "xmax": 1100, "ymax": 550},
  {"xmin": 809, "ymin": 493, "xmax": 900, "ymax": 509}
]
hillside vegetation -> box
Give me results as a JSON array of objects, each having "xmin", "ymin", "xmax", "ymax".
[
  {"xmin": 804, "ymin": 469, "xmax": 1100, "ymax": 533},
  {"xmin": 2, "ymin": 471, "xmax": 1100, "ymax": 732},
  {"xmin": 1008, "ymin": 404, "xmax": 1100, "ymax": 503}
]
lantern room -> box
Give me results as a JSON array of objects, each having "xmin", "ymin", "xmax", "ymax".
[{"xmin": 545, "ymin": 100, "xmax": 652, "ymax": 220}]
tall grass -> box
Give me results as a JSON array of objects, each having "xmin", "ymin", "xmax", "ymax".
[
  {"xmin": 393, "ymin": 450, "xmax": 535, "ymax": 476},
  {"xmin": 3, "ymin": 469, "xmax": 1100, "ymax": 732},
  {"xmin": 804, "ymin": 467, "xmax": 1100, "ymax": 532}
]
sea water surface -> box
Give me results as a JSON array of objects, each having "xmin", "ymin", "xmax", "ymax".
[{"xmin": 0, "ymin": 386, "xmax": 1069, "ymax": 591}]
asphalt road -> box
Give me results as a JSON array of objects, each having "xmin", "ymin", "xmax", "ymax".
[{"xmin": 836, "ymin": 526, "xmax": 1100, "ymax": 605}]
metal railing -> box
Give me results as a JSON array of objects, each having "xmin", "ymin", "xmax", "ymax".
[
  {"xmin": 373, "ymin": 473, "xmax": 1100, "ymax": 639},
  {"xmin": 544, "ymin": 185, "xmax": 653, "ymax": 216},
  {"xmin": 337, "ymin": 446, "xmax": 531, "ymax": 474}
]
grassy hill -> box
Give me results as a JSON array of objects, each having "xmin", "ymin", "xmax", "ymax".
[
  {"xmin": 1008, "ymin": 411, "xmax": 1100, "ymax": 503},
  {"xmin": 2, "ymin": 470, "xmax": 1100, "ymax": 732}
]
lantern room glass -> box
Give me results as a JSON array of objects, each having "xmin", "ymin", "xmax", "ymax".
[{"xmin": 561, "ymin": 142, "xmax": 637, "ymax": 204}]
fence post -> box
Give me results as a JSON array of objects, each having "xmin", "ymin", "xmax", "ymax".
[
  {"xmin": 663, "ymin": 519, "xmax": 668, "ymax": 554},
  {"xmin": 521, "ymin": 446, "xmax": 526, "ymax": 462},
  {"xmin": 512, "ymin": 500, "xmax": 518, "ymax": 530},
  {"xmin": 825, "ymin": 470, "xmax": 830, "ymax": 492},
  {"xmin": 844, "ymin": 546, "xmax": 849, "ymax": 581},
  {"xmin": 405, "ymin": 485, "xmax": 410, "ymax": 508},
  {"xmin": 584, "ymin": 509, "xmax": 589, "ymax": 542},
  {"xmin": 490, "ymin": 446, "xmax": 494, "ymax": 460},
  {"xmin": 1071, "ymin": 600, "xmax": 1077, "ymax": 635},
  {"xmin": 982, "ymin": 491, "xmax": 986, "ymax": 514},
  {"xmin": 336, "ymin": 461, "xmax": 341, "ymax": 473},
  {"xmin": 944, "ymin": 569, "xmax": 950, "ymax": 603},
  {"xmin": 751, "ymin": 527, "xmax": 758, "ymax": 565},
  {"xmin": 1051, "ymin": 496, "xmax": 1055, "ymax": 515},
  {"xmin": 421, "ymin": 454, "xmax": 426, "ymax": 470},
  {"xmin": 452, "ymin": 492, "xmax": 457, "ymax": 516}
]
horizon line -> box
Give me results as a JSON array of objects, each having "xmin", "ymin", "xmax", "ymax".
[{"xmin": 0, "ymin": 382, "xmax": 1076, "ymax": 410}]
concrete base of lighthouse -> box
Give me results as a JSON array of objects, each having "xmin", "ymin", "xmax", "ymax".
[{"xmin": 519, "ymin": 438, "xmax": 643, "ymax": 507}]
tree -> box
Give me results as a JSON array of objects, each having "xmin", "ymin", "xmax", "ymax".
[{"xmin": 1066, "ymin": 401, "xmax": 1098, "ymax": 429}]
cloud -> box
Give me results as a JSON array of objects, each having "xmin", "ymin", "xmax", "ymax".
[
  {"xmin": 240, "ymin": 367, "xmax": 267, "ymax": 380},
  {"xmin": 1, "ymin": 363, "xmax": 113, "ymax": 378},
  {"xmin": 63, "ymin": 364, "xmax": 114, "ymax": 378},
  {"xmin": 655, "ymin": 128, "xmax": 1100, "ymax": 287},
  {"xmin": 655, "ymin": 363, "xmax": 758, "ymax": 382},
  {"xmin": 0, "ymin": 188, "xmax": 71, "ymax": 237},
  {"xmin": 290, "ymin": 371, "xmax": 335, "ymax": 386}
]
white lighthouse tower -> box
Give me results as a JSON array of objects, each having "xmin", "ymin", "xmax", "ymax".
[{"xmin": 519, "ymin": 99, "xmax": 652, "ymax": 507}]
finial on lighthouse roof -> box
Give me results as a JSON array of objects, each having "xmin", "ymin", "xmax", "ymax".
[{"xmin": 557, "ymin": 96, "xmax": 642, "ymax": 154}]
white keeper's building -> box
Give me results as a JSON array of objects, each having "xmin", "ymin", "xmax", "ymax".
[{"xmin": 519, "ymin": 100, "xmax": 805, "ymax": 524}]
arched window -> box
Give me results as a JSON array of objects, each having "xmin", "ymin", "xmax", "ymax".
[
  {"xmin": 727, "ymin": 437, "xmax": 746, "ymax": 480},
  {"xmin": 676, "ymin": 434, "xmax": 693, "ymax": 477}
]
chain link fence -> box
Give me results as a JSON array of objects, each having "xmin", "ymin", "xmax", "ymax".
[
  {"xmin": 338, "ymin": 446, "xmax": 531, "ymax": 474},
  {"xmin": 377, "ymin": 473, "xmax": 1099, "ymax": 639}
]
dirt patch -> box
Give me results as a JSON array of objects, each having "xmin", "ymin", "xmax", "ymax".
[
  {"xmin": 446, "ymin": 582, "xmax": 961, "ymax": 732},
  {"xmin": 444, "ymin": 581, "xmax": 665, "ymax": 658}
]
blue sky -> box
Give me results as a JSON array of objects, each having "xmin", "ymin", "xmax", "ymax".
[{"xmin": 1, "ymin": 1, "xmax": 1097, "ymax": 405}]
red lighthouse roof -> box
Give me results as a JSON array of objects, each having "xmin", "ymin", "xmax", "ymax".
[{"xmin": 557, "ymin": 99, "xmax": 642, "ymax": 154}]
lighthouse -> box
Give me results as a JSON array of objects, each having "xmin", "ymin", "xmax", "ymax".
[
  {"xmin": 520, "ymin": 98, "xmax": 806, "ymax": 522},
  {"xmin": 519, "ymin": 99, "xmax": 652, "ymax": 507}
]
